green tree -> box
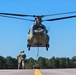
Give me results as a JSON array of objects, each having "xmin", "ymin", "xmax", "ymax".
[
  {"xmin": 50, "ymin": 56, "xmax": 56, "ymax": 68},
  {"xmin": 60, "ymin": 57, "xmax": 66, "ymax": 68},
  {"xmin": 6, "ymin": 56, "xmax": 17, "ymax": 69},
  {"xmin": 37, "ymin": 57, "xmax": 47, "ymax": 69},
  {"xmin": 25, "ymin": 57, "xmax": 34, "ymax": 69},
  {"xmin": 65, "ymin": 58, "xmax": 71, "ymax": 68},
  {"xmin": 55, "ymin": 58, "xmax": 60, "ymax": 68},
  {"xmin": 0, "ymin": 56, "xmax": 7, "ymax": 69},
  {"xmin": 45, "ymin": 56, "xmax": 57, "ymax": 69},
  {"xmin": 71, "ymin": 56, "xmax": 76, "ymax": 68},
  {"xmin": 46, "ymin": 58, "xmax": 52, "ymax": 68}
]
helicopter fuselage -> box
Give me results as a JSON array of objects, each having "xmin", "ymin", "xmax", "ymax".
[{"xmin": 27, "ymin": 24, "xmax": 49, "ymax": 50}]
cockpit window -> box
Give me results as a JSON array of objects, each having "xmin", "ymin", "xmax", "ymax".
[{"xmin": 33, "ymin": 25, "xmax": 44, "ymax": 30}]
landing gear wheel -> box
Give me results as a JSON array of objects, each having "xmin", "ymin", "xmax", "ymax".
[
  {"xmin": 46, "ymin": 44, "xmax": 49, "ymax": 51},
  {"xmin": 46, "ymin": 47, "xmax": 48, "ymax": 51},
  {"xmin": 28, "ymin": 47, "xmax": 30, "ymax": 51},
  {"xmin": 47, "ymin": 44, "xmax": 49, "ymax": 47},
  {"xmin": 27, "ymin": 44, "xmax": 30, "ymax": 51}
]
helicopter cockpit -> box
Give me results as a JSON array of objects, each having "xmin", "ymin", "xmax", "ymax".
[{"xmin": 32, "ymin": 24, "xmax": 47, "ymax": 34}]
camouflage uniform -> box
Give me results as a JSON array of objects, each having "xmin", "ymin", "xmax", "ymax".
[{"xmin": 17, "ymin": 51, "xmax": 26, "ymax": 69}]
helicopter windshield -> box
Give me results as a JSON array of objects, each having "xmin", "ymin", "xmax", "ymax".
[{"xmin": 32, "ymin": 24, "xmax": 47, "ymax": 34}]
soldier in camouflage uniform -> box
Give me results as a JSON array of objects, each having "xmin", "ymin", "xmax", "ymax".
[{"xmin": 17, "ymin": 51, "xmax": 26, "ymax": 69}]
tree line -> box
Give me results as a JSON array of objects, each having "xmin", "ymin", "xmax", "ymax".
[{"xmin": 0, "ymin": 56, "xmax": 76, "ymax": 69}]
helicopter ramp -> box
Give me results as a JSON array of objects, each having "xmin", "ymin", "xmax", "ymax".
[{"xmin": 0, "ymin": 69, "xmax": 76, "ymax": 75}]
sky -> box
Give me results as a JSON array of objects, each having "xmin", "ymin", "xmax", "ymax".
[{"xmin": 0, "ymin": 0, "xmax": 76, "ymax": 59}]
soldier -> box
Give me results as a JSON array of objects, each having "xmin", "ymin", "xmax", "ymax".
[{"xmin": 17, "ymin": 50, "xmax": 26, "ymax": 69}]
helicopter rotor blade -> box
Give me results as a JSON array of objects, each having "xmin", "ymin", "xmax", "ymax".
[
  {"xmin": 42, "ymin": 11, "xmax": 76, "ymax": 17},
  {"xmin": 0, "ymin": 12, "xmax": 36, "ymax": 17},
  {"xmin": 43, "ymin": 15, "xmax": 76, "ymax": 21},
  {"xmin": 0, "ymin": 11, "xmax": 76, "ymax": 21},
  {"xmin": 0, "ymin": 14, "xmax": 34, "ymax": 21},
  {"xmin": 0, "ymin": 11, "xmax": 76, "ymax": 17}
]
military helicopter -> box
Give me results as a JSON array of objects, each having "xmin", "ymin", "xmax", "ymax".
[
  {"xmin": 27, "ymin": 16, "xmax": 49, "ymax": 51},
  {"xmin": 0, "ymin": 11, "xmax": 76, "ymax": 51}
]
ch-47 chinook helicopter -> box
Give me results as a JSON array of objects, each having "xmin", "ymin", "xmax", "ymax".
[
  {"xmin": 0, "ymin": 11, "xmax": 76, "ymax": 51},
  {"xmin": 27, "ymin": 16, "xmax": 49, "ymax": 51}
]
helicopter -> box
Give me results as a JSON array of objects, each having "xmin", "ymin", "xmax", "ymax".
[
  {"xmin": 27, "ymin": 16, "xmax": 49, "ymax": 51},
  {"xmin": 0, "ymin": 11, "xmax": 76, "ymax": 51}
]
